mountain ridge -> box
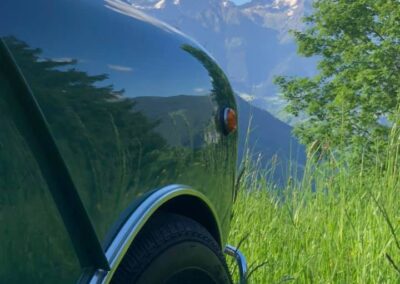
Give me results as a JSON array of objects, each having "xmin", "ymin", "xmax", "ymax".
[
  {"xmin": 133, "ymin": 94, "xmax": 306, "ymax": 182},
  {"xmin": 127, "ymin": 0, "xmax": 310, "ymax": 179},
  {"xmin": 127, "ymin": 0, "xmax": 315, "ymax": 107}
]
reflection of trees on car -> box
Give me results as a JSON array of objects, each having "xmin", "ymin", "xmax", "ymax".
[
  {"xmin": 0, "ymin": 39, "xmax": 81, "ymax": 283},
  {"xmin": 181, "ymin": 44, "xmax": 237, "ymax": 231},
  {"xmin": 182, "ymin": 44, "xmax": 236, "ymax": 111},
  {"xmin": 3, "ymin": 37, "xmax": 174, "ymax": 237},
  {"xmin": 0, "ymin": 37, "xmax": 236, "ymax": 282}
]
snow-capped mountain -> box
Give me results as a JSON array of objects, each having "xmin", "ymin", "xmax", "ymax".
[
  {"xmin": 128, "ymin": 0, "xmax": 309, "ymax": 42},
  {"xmin": 126, "ymin": 0, "xmax": 315, "ymax": 117},
  {"xmin": 125, "ymin": 0, "xmax": 310, "ymax": 176}
]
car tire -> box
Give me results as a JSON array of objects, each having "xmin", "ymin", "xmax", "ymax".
[{"xmin": 111, "ymin": 212, "xmax": 232, "ymax": 284}]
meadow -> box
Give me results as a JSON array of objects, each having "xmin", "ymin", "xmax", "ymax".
[{"xmin": 229, "ymin": 128, "xmax": 400, "ymax": 283}]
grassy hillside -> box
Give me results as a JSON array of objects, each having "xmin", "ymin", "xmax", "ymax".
[{"xmin": 228, "ymin": 130, "xmax": 400, "ymax": 283}]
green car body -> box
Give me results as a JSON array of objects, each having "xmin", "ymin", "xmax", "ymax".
[{"xmin": 0, "ymin": 0, "xmax": 239, "ymax": 282}]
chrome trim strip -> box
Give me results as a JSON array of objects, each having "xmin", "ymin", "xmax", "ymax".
[
  {"xmin": 224, "ymin": 245, "xmax": 248, "ymax": 284},
  {"xmin": 89, "ymin": 184, "xmax": 222, "ymax": 284}
]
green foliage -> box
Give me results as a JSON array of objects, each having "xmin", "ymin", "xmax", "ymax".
[
  {"xmin": 228, "ymin": 124, "xmax": 400, "ymax": 283},
  {"xmin": 274, "ymin": 0, "xmax": 400, "ymax": 163}
]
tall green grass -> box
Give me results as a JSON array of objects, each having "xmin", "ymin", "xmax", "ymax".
[{"xmin": 229, "ymin": 125, "xmax": 400, "ymax": 283}]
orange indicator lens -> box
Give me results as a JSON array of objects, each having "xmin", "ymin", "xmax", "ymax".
[{"xmin": 224, "ymin": 108, "xmax": 237, "ymax": 134}]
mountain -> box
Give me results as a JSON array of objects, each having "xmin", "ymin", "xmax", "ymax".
[
  {"xmin": 126, "ymin": 0, "xmax": 316, "ymax": 108},
  {"xmin": 134, "ymin": 95, "xmax": 306, "ymax": 183},
  {"xmin": 236, "ymin": 95, "xmax": 305, "ymax": 182},
  {"xmin": 125, "ymin": 0, "xmax": 310, "ymax": 179}
]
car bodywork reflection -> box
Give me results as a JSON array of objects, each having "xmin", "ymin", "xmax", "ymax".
[{"xmin": 0, "ymin": 0, "xmax": 237, "ymax": 277}]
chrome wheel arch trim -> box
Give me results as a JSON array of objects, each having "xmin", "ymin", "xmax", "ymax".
[
  {"xmin": 88, "ymin": 184, "xmax": 222, "ymax": 284},
  {"xmin": 224, "ymin": 245, "xmax": 248, "ymax": 284}
]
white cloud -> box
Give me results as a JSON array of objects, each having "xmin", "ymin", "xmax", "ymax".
[
  {"xmin": 51, "ymin": 57, "xmax": 75, "ymax": 63},
  {"xmin": 194, "ymin": 87, "xmax": 206, "ymax": 93},
  {"xmin": 280, "ymin": 0, "xmax": 298, "ymax": 7},
  {"xmin": 273, "ymin": 0, "xmax": 298, "ymax": 8},
  {"xmin": 238, "ymin": 92, "xmax": 255, "ymax": 102},
  {"xmin": 108, "ymin": 64, "xmax": 133, "ymax": 72}
]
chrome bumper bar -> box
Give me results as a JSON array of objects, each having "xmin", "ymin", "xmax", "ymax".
[{"xmin": 224, "ymin": 245, "xmax": 247, "ymax": 284}]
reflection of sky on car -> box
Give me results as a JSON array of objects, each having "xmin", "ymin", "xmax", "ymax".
[
  {"xmin": 0, "ymin": 0, "xmax": 211, "ymax": 98},
  {"xmin": 231, "ymin": 0, "xmax": 252, "ymax": 5}
]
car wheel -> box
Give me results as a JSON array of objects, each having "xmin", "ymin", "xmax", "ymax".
[{"xmin": 111, "ymin": 212, "xmax": 232, "ymax": 284}]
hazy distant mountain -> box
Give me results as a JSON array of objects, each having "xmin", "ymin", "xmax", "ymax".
[
  {"xmin": 134, "ymin": 95, "xmax": 306, "ymax": 182},
  {"xmin": 236, "ymin": 95, "xmax": 305, "ymax": 181}
]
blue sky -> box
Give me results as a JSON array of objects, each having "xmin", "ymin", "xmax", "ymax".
[{"xmin": 231, "ymin": 0, "xmax": 252, "ymax": 5}]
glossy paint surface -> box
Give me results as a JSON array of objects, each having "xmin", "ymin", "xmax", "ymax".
[
  {"xmin": 0, "ymin": 0, "xmax": 237, "ymax": 281},
  {"xmin": 0, "ymin": 54, "xmax": 81, "ymax": 282}
]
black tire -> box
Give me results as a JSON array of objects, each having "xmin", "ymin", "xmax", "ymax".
[{"xmin": 111, "ymin": 212, "xmax": 232, "ymax": 284}]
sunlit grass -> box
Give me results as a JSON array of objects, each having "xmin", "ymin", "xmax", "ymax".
[{"xmin": 229, "ymin": 128, "xmax": 400, "ymax": 283}]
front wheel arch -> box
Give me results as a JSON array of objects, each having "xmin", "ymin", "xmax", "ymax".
[
  {"xmin": 85, "ymin": 185, "xmax": 224, "ymax": 284},
  {"xmin": 111, "ymin": 212, "xmax": 232, "ymax": 284},
  {"xmin": 159, "ymin": 194, "xmax": 222, "ymax": 246}
]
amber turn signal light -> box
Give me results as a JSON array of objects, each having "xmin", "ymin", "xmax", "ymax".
[{"xmin": 222, "ymin": 107, "xmax": 237, "ymax": 135}]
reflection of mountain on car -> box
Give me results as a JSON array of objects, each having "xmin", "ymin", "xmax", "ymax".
[{"xmin": 0, "ymin": 0, "xmax": 246, "ymax": 283}]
